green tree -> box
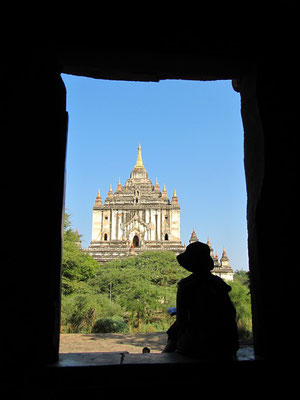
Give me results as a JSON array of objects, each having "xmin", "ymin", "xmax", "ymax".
[
  {"xmin": 89, "ymin": 251, "xmax": 189, "ymax": 330},
  {"xmin": 118, "ymin": 279, "xmax": 161, "ymax": 329},
  {"xmin": 229, "ymin": 277, "xmax": 252, "ymax": 340},
  {"xmin": 234, "ymin": 269, "xmax": 250, "ymax": 289},
  {"xmin": 61, "ymin": 213, "xmax": 99, "ymax": 295},
  {"xmin": 61, "ymin": 245, "xmax": 253, "ymax": 336}
]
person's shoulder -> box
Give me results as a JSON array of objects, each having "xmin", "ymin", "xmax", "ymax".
[
  {"xmin": 178, "ymin": 273, "xmax": 201, "ymax": 289},
  {"xmin": 178, "ymin": 274, "xmax": 194, "ymax": 287},
  {"xmin": 209, "ymin": 274, "xmax": 232, "ymax": 293}
]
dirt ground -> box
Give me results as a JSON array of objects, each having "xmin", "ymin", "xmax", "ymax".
[
  {"xmin": 60, "ymin": 333, "xmax": 255, "ymax": 360},
  {"xmin": 60, "ymin": 332, "xmax": 168, "ymax": 354}
]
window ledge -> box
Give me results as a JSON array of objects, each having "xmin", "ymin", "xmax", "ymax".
[{"xmin": 56, "ymin": 346, "xmax": 255, "ymax": 367}]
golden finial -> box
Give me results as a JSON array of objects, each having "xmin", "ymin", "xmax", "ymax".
[{"xmin": 135, "ymin": 144, "xmax": 144, "ymax": 168}]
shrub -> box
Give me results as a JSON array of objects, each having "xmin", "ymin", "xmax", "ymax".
[
  {"xmin": 92, "ymin": 316, "xmax": 129, "ymax": 333},
  {"xmin": 61, "ymin": 292, "xmax": 124, "ymax": 333}
]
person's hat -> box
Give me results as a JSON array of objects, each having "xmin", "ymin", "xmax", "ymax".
[{"xmin": 177, "ymin": 241, "xmax": 214, "ymax": 272}]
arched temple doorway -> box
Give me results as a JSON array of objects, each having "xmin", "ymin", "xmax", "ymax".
[{"xmin": 133, "ymin": 235, "xmax": 140, "ymax": 248}]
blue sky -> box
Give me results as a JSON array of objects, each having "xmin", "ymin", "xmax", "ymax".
[{"xmin": 62, "ymin": 74, "xmax": 248, "ymax": 270}]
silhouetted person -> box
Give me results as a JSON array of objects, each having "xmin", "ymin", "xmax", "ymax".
[{"xmin": 163, "ymin": 241, "xmax": 239, "ymax": 360}]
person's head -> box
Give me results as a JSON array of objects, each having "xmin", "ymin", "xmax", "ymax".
[{"xmin": 176, "ymin": 241, "xmax": 214, "ymax": 273}]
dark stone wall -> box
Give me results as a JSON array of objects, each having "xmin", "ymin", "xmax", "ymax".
[
  {"xmin": 3, "ymin": 44, "xmax": 68, "ymax": 364},
  {"xmin": 240, "ymin": 56, "xmax": 297, "ymax": 359},
  {"xmin": 2, "ymin": 22, "xmax": 298, "ymax": 370}
]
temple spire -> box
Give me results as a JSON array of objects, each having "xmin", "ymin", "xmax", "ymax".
[
  {"xmin": 106, "ymin": 184, "xmax": 113, "ymax": 201},
  {"xmin": 154, "ymin": 177, "xmax": 160, "ymax": 192},
  {"xmin": 172, "ymin": 189, "xmax": 178, "ymax": 205},
  {"xmin": 161, "ymin": 184, "xmax": 168, "ymax": 200},
  {"xmin": 130, "ymin": 144, "xmax": 148, "ymax": 180},
  {"xmin": 135, "ymin": 144, "xmax": 144, "ymax": 168},
  {"xmin": 189, "ymin": 228, "xmax": 199, "ymax": 244},
  {"xmin": 220, "ymin": 248, "xmax": 231, "ymax": 268},
  {"xmin": 94, "ymin": 189, "xmax": 102, "ymax": 207},
  {"xmin": 116, "ymin": 177, "xmax": 122, "ymax": 193}
]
